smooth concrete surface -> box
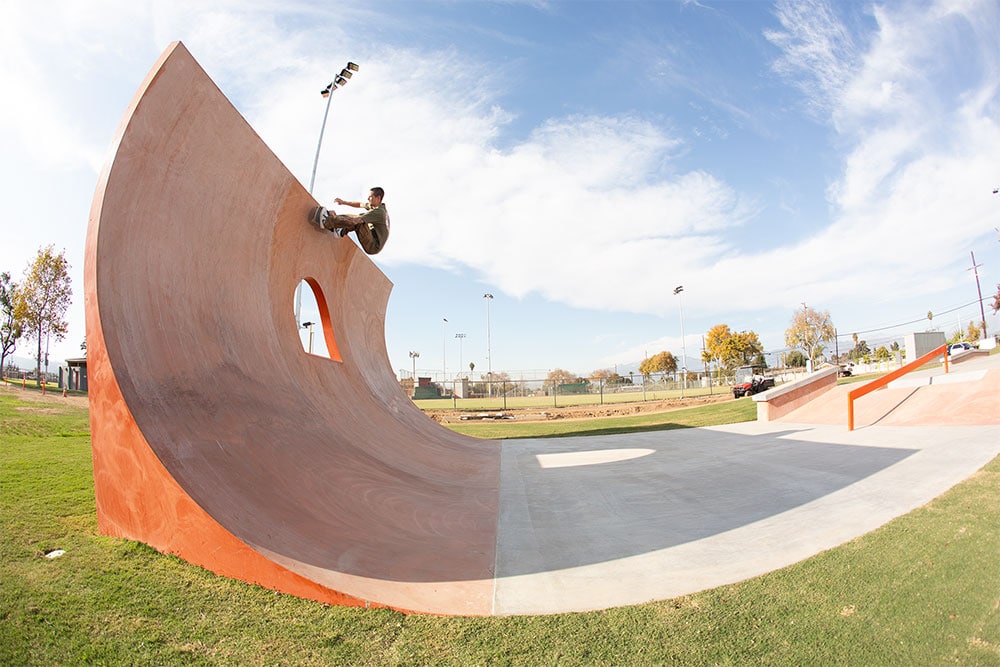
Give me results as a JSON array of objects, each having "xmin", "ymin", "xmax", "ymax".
[
  {"xmin": 494, "ymin": 353, "xmax": 998, "ymax": 613},
  {"xmin": 87, "ymin": 41, "xmax": 1000, "ymax": 617},
  {"xmin": 493, "ymin": 420, "xmax": 999, "ymax": 614}
]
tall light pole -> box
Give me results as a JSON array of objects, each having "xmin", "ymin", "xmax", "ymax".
[
  {"xmin": 296, "ymin": 61, "xmax": 360, "ymax": 327},
  {"xmin": 673, "ymin": 285, "xmax": 687, "ymax": 397},
  {"xmin": 455, "ymin": 333, "xmax": 467, "ymax": 377},
  {"xmin": 309, "ymin": 62, "xmax": 359, "ymax": 193},
  {"xmin": 409, "ymin": 351, "xmax": 420, "ymax": 396},
  {"xmin": 483, "ymin": 293, "xmax": 494, "ymax": 397},
  {"xmin": 301, "ymin": 321, "xmax": 315, "ymax": 354},
  {"xmin": 442, "ymin": 317, "xmax": 448, "ymax": 382}
]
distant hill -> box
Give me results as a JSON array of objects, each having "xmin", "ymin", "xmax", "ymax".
[{"xmin": 3, "ymin": 354, "xmax": 63, "ymax": 373}]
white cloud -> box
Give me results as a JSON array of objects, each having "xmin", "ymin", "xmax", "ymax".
[
  {"xmin": 3, "ymin": 0, "xmax": 999, "ymax": 370},
  {"xmin": 752, "ymin": 0, "xmax": 1000, "ymax": 314}
]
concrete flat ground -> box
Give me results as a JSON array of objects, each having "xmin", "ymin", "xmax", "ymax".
[{"xmin": 492, "ymin": 352, "xmax": 1000, "ymax": 615}]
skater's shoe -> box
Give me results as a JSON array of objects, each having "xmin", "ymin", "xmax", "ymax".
[
  {"xmin": 333, "ymin": 227, "xmax": 347, "ymax": 238},
  {"xmin": 309, "ymin": 206, "xmax": 329, "ymax": 229}
]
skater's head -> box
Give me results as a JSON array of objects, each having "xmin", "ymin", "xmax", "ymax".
[{"xmin": 368, "ymin": 187, "xmax": 384, "ymax": 206}]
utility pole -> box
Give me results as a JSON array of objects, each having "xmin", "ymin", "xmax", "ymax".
[{"xmin": 968, "ymin": 251, "xmax": 988, "ymax": 339}]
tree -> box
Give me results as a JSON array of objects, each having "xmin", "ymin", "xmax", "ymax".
[
  {"xmin": 965, "ymin": 320, "xmax": 982, "ymax": 343},
  {"xmin": 13, "ymin": 246, "xmax": 72, "ymax": 383},
  {"xmin": 589, "ymin": 369, "xmax": 625, "ymax": 386},
  {"xmin": 786, "ymin": 350, "xmax": 807, "ymax": 367},
  {"xmin": 639, "ymin": 351, "xmax": 677, "ymax": 381},
  {"xmin": 545, "ymin": 368, "xmax": 582, "ymax": 391},
  {"xmin": 704, "ymin": 323, "xmax": 765, "ymax": 375},
  {"xmin": 874, "ymin": 345, "xmax": 891, "ymax": 361},
  {"xmin": 731, "ymin": 330, "xmax": 765, "ymax": 367},
  {"xmin": 703, "ymin": 324, "xmax": 733, "ymax": 380},
  {"xmin": 1, "ymin": 271, "xmax": 23, "ymax": 376},
  {"xmin": 784, "ymin": 306, "xmax": 835, "ymax": 366},
  {"xmin": 993, "ymin": 284, "xmax": 999, "ymax": 314}
]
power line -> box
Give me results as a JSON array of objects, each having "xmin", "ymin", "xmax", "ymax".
[{"xmin": 841, "ymin": 296, "xmax": 992, "ymax": 338}]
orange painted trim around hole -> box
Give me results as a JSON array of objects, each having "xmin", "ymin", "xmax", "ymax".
[{"xmin": 303, "ymin": 277, "xmax": 342, "ymax": 362}]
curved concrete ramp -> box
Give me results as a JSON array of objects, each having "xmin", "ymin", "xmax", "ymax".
[{"xmin": 85, "ymin": 42, "xmax": 500, "ymax": 615}]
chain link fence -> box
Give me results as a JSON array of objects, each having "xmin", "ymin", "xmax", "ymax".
[{"xmin": 402, "ymin": 368, "xmax": 815, "ymax": 410}]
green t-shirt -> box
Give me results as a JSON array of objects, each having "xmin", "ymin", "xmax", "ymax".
[{"xmin": 360, "ymin": 203, "xmax": 389, "ymax": 249}]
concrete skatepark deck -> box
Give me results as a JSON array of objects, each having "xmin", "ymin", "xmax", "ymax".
[{"xmin": 85, "ymin": 42, "xmax": 1000, "ymax": 616}]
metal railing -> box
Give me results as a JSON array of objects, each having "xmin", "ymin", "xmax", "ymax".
[{"xmin": 847, "ymin": 343, "xmax": 949, "ymax": 431}]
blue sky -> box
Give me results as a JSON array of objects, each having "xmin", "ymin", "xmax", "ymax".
[{"xmin": 3, "ymin": 0, "xmax": 999, "ymax": 380}]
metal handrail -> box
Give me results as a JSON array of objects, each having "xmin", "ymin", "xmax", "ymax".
[{"xmin": 847, "ymin": 343, "xmax": 949, "ymax": 430}]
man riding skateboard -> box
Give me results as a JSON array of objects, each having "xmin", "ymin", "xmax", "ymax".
[{"xmin": 309, "ymin": 186, "xmax": 389, "ymax": 255}]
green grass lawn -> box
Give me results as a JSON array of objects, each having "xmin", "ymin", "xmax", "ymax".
[
  {"xmin": 2, "ymin": 389, "xmax": 999, "ymax": 665},
  {"xmin": 445, "ymin": 397, "xmax": 757, "ymax": 439}
]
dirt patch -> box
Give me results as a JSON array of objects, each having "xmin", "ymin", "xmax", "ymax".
[
  {"xmin": 428, "ymin": 393, "xmax": 734, "ymax": 423},
  {"xmin": 1, "ymin": 383, "xmax": 90, "ymax": 409}
]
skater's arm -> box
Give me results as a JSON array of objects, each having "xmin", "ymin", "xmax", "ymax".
[{"xmin": 334, "ymin": 198, "xmax": 363, "ymax": 208}]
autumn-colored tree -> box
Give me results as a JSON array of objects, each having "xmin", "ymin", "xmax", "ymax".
[
  {"xmin": 784, "ymin": 306, "xmax": 835, "ymax": 366},
  {"xmin": 948, "ymin": 321, "xmax": 982, "ymax": 345},
  {"xmin": 731, "ymin": 330, "xmax": 765, "ymax": 366},
  {"xmin": 1, "ymin": 271, "xmax": 23, "ymax": 375},
  {"xmin": 12, "ymin": 246, "xmax": 72, "ymax": 383},
  {"xmin": 703, "ymin": 323, "xmax": 732, "ymax": 379},
  {"xmin": 589, "ymin": 369, "xmax": 625, "ymax": 385},
  {"xmin": 703, "ymin": 323, "xmax": 765, "ymax": 375},
  {"xmin": 545, "ymin": 368, "xmax": 582, "ymax": 390},
  {"xmin": 639, "ymin": 351, "xmax": 677, "ymax": 381},
  {"xmin": 965, "ymin": 320, "xmax": 982, "ymax": 343}
]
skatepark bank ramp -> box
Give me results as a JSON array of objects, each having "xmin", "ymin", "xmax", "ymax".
[{"xmin": 85, "ymin": 42, "xmax": 500, "ymax": 615}]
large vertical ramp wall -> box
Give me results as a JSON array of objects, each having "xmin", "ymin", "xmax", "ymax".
[{"xmin": 84, "ymin": 42, "xmax": 500, "ymax": 615}]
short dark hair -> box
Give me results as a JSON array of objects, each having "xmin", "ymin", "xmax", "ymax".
[{"xmin": 370, "ymin": 187, "xmax": 385, "ymax": 200}]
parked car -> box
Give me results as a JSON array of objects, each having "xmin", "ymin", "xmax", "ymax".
[{"xmin": 949, "ymin": 342, "xmax": 972, "ymax": 355}]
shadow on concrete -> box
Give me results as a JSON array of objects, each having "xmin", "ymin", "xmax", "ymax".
[{"xmin": 496, "ymin": 427, "xmax": 915, "ymax": 576}]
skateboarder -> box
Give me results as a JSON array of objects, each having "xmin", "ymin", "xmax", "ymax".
[{"xmin": 309, "ymin": 186, "xmax": 389, "ymax": 255}]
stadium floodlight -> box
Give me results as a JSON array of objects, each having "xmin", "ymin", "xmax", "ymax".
[
  {"xmin": 409, "ymin": 351, "xmax": 420, "ymax": 394},
  {"xmin": 483, "ymin": 294, "xmax": 494, "ymax": 397},
  {"xmin": 310, "ymin": 61, "xmax": 361, "ymax": 193},
  {"xmin": 674, "ymin": 286, "xmax": 687, "ymax": 396},
  {"xmin": 297, "ymin": 61, "xmax": 360, "ymax": 327}
]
